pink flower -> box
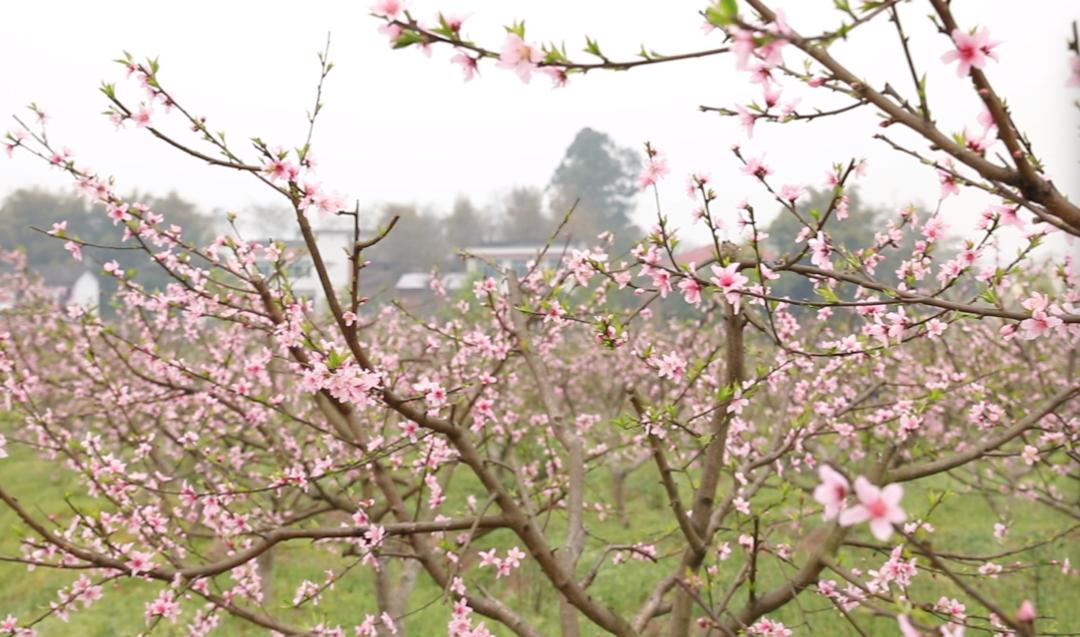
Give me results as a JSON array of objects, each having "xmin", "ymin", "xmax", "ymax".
[
  {"xmin": 742, "ymin": 155, "xmax": 771, "ymax": 179},
  {"xmin": 144, "ymin": 590, "xmax": 181, "ymax": 624},
  {"xmin": 543, "ymin": 300, "xmax": 567, "ymax": 324},
  {"xmin": 779, "ymin": 183, "xmax": 805, "ymax": 202},
  {"xmin": 935, "ymin": 596, "xmax": 967, "ymax": 620},
  {"xmin": 498, "ymin": 34, "xmax": 543, "ymax": 83},
  {"xmin": 938, "ymin": 169, "xmax": 959, "ymax": 199},
  {"xmin": 808, "ymin": 232, "xmax": 832, "ymax": 270},
  {"xmin": 371, "ymin": 0, "xmax": 405, "ymax": 18},
  {"xmin": 994, "ymin": 204, "xmax": 1025, "ymax": 229},
  {"xmin": 748, "ymin": 618, "xmax": 792, "ymax": 637},
  {"xmin": 730, "ymin": 27, "xmax": 755, "ymax": 71},
  {"xmin": 686, "ymin": 172, "xmax": 709, "ymax": 197},
  {"xmin": 107, "ymin": 202, "xmax": 130, "ymax": 225},
  {"xmin": 440, "ymin": 13, "xmax": 466, "ymax": 34},
  {"xmin": 451, "ymin": 53, "xmax": 479, "ymax": 81},
  {"xmin": 735, "ymin": 105, "xmax": 757, "ymax": 138},
  {"xmin": 381, "ymin": 612, "xmax": 398, "ymax": 635},
  {"xmin": 540, "ymin": 66, "xmax": 568, "ymax": 88},
  {"xmin": 964, "ymin": 125, "xmax": 992, "ymax": 153},
  {"xmin": 1020, "ymin": 310, "xmax": 1062, "ymax": 340},
  {"xmin": 1021, "ymin": 292, "xmax": 1050, "ymax": 313},
  {"xmin": 1017, "ymin": 600, "xmax": 1036, "ymax": 622},
  {"xmin": 125, "ymin": 550, "xmax": 155, "ymax": 574},
  {"xmin": 678, "ymin": 275, "xmax": 703, "ymax": 306},
  {"xmin": 838, "ymin": 477, "xmax": 905, "ymax": 541},
  {"xmin": 505, "ymin": 546, "xmax": 525, "ymax": 569},
  {"xmin": 941, "ymin": 28, "xmax": 1000, "ymax": 77},
  {"xmin": 378, "ymin": 22, "xmax": 403, "ymax": 44},
  {"xmin": 767, "ymin": 9, "xmax": 792, "ymax": 37},
  {"xmin": 4, "ymin": 129, "xmax": 27, "ymax": 159},
  {"xmin": 50, "ymin": 147, "xmax": 72, "ymax": 165},
  {"xmin": 709, "ymin": 263, "xmax": 749, "ymax": 312},
  {"xmin": 921, "ymin": 215, "xmax": 948, "ymax": 242},
  {"xmin": 265, "ymin": 159, "xmax": 300, "ymax": 183},
  {"xmin": 131, "ymin": 104, "xmax": 153, "ymax": 127},
  {"xmin": 749, "ymin": 64, "xmax": 775, "ymax": 85},
  {"xmin": 478, "ymin": 548, "xmax": 498, "ymax": 568},
  {"xmin": 1069, "ymin": 56, "xmax": 1080, "ymax": 88},
  {"xmin": 655, "ymin": 352, "xmax": 687, "ymax": 382},
  {"xmin": 813, "ymin": 465, "xmax": 849, "ymax": 520},
  {"xmin": 897, "ymin": 616, "xmax": 920, "ymax": 637},
  {"xmin": 763, "ymin": 84, "xmax": 782, "ymax": 108},
  {"xmin": 638, "ymin": 153, "xmax": 669, "ymax": 189},
  {"xmin": 64, "ymin": 241, "xmax": 83, "ymax": 262}
]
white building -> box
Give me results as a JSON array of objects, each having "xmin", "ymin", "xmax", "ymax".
[
  {"xmin": 286, "ymin": 228, "xmax": 355, "ymax": 302},
  {"xmin": 461, "ymin": 245, "xmax": 567, "ymax": 276},
  {"xmin": 66, "ymin": 271, "xmax": 101, "ymax": 313}
]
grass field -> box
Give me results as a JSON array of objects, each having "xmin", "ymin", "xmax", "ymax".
[{"xmin": 1, "ymin": 433, "xmax": 1077, "ymax": 636}]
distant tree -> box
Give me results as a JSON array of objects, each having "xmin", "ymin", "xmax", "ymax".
[
  {"xmin": 496, "ymin": 186, "xmax": 550, "ymax": 244},
  {"xmin": 0, "ymin": 188, "xmax": 89, "ymax": 286},
  {"xmin": 0, "ymin": 188, "xmax": 213, "ymax": 306},
  {"xmin": 367, "ymin": 203, "xmax": 447, "ymax": 272},
  {"xmin": 761, "ymin": 188, "xmax": 935, "ymax": 304},
  {"xmin": 548, "ymin": 127, "xmax": 641, "ymax": 247},
  {"xmin": 443, "ymin": 195, "xmax": 490, "ymax": 250}
]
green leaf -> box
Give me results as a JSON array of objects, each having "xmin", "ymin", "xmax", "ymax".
[
  {"xmin": 505, "ymin": 20, "xmax": 526, "ymax": 38},
  {"xmin": 392, "ymin": 30, "xmax": 425, "ymax": 49},
  {"xmin": 584, "ymin": 36, "xmax": 603, "ymax": 58},
  {"xmin": 816, "ymin": 286, "xmax": 839, "ymax": 304},
  {"xmin": 326, "ymin": 350, "xmax": 348, "ymax": 370},
  {"xmin": 608, "ymin": 413, "xmax": 637, "ymax": 431},
  {"xmin": 706, "ymin": 0, "xmax": 739, "ymax": 27}
]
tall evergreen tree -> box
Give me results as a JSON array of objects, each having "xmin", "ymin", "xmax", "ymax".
[
  {"xmin": 497, "ymin": 186, "xmax": 550, "ymax": 244},
  {"xmin": 548, "ymin": 127, "xmax": 641, "ymax": 246},
  {"xmin": 443, "ymin": 195, "xmax": 490, "ymax": 250}
]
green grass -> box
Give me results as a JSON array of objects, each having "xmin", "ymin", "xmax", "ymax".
[{"xmin": 1, "ymin": 442, "xmax": 1076, "ymax": 636}]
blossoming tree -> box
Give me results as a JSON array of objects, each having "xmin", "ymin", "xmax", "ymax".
[{"xmin": 1, "ymin": 1, "xmax": 1078, "ymax": 636}]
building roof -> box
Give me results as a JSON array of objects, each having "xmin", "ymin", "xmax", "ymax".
[
  {"xmin": 463, "ymin": 245, "xmax": 556, "ymax": 258},
  {"xmin": 395, "ymin": 272, "xmax": 468, "ymax": 291}
]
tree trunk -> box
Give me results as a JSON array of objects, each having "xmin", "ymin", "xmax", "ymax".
[
  {"xmin": 668, "ymin": 302, "xmax": 745, "ymax": 637},
  {"xmin": 613, "ymin": 469, "xmax": 630, "ymax": 528},
  {"xmin": 256, "ymin": 547, "xmax": 274, "ymax": 607}
]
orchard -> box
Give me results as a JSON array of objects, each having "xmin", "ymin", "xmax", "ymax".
[{"xmin": 0, "ymin": 1, "xmax": 1078, "ymax": 636}]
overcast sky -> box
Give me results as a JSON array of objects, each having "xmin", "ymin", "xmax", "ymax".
[{"xmin": 2, "ymin": 1, "xmax": 1077, "ymax": 250}]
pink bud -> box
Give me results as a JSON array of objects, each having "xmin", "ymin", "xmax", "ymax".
[{"xmin": 1017, "ymin": 600, "xmax": 1036, "ymax": 622}]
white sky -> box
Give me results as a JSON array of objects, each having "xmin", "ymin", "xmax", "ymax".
[{"xmin": 2, "ymin": 1, "xmax": 1077, "ymax": 249}]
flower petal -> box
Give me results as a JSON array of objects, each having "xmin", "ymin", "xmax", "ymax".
[{"xmin": 839, "ymin": 505, "xmax": 869, "ymax": 527}]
